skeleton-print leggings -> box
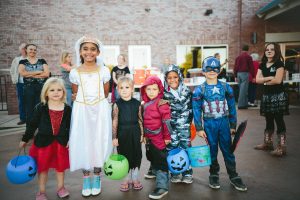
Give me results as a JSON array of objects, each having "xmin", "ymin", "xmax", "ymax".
[{"xmin": 124, "ymin": 167, "xmax": 140, "ymax": 181}]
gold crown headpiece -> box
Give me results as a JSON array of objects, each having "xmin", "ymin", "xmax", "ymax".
[{"xmin": 79, "ymin": 36, "xmax": 102, "ymax": 49}]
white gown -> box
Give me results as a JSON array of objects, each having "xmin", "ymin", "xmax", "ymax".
[{"xmin": 69, "ymin": 66, "xmax": 112, "ymax": 171}]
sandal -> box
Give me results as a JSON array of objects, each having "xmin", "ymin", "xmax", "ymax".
[
  {"xmin": 132, "ymin": 181, "xmax": 143, "ymax": 190},
  {"xmin": 120, "ymin": 182, "xmax": 130, "ymax": 192}
]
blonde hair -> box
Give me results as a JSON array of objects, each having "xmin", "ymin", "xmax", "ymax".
[
  {"xmin": 118, "ymin": 54, "xmax": 126, "ymax": 62},
  {"xmin": 40, "ymin": 77, "xmax": 67, "ymax": 104},
  {"xmin": 60, "ymin": 51, "xmax": 72, "ymax": 64},
  {"xmin": 117, "ymin": 76, "xmax": 134, "ymax": 88}
]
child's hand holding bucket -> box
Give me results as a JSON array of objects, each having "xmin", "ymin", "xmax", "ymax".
[
  {"xmin": 19, "ymin": 141, "xmax": 27, "ymax": 148},
  {"xmin": 196, "ymin": 130, "xmax": 207, "ymax": 138}
]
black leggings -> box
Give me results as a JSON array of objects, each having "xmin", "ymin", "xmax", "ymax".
[{"xmin": 265, "ymin": 113, "xmax": 286, "ymax": 134}]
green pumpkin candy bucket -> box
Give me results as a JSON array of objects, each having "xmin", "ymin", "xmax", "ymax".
[{"xmin": 104, "ymin": 154, "xmax": 129, "ymax": 180}]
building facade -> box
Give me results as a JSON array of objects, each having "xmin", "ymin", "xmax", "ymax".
[{"xmin": 0, "ymin": 0, "xmax": 299, "ymax": 72}]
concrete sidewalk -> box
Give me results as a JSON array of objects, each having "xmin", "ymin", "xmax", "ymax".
[
  {"xmin": 1, "ymin": 108, "xmax": 300, "ymax": 200},
  {"xmin": 0, "ymin": 111, "xmax": 25, "ymax": 137}
]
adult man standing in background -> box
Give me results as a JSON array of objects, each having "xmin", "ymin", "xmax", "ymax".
[
  {"xmin": 10, "ymin": 43, "xmax": 27, "ymax": 125},
  {"xmin": 234, "ymin": 44, "xmax": 255, "ymax": 109}
]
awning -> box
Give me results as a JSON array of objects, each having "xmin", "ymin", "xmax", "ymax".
[{"xmin": 256, "ymin": 0, "xmax": 300, "ymax": 20}]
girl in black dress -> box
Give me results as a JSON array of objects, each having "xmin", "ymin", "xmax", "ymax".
[
  {"xmin": 254, "ymin": 42, "xmax": 289, "ymax": 156},
  {"xmin": 112, "ymin": 76, "xmax": 144, "ymax": 191}
]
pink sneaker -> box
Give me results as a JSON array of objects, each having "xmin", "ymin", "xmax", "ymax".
[
  {"xmin": 57, "ymin": 187, "xmax": 70, "ymax": 198},
  {"xmin": 36, "ymin": 192, "xmax": 48, "ymax": 200}
]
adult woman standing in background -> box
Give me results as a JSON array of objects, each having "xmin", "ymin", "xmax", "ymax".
[
  {"xmin": 60, "ymin": 51, "xmax": 74, "ymax": 106},
  {"xmin": 19, "ymin": 44, "xmax": 50, "ymax": 125}
]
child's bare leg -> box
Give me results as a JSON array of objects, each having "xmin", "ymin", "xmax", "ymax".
[
  {"xmin": 56, "ymin": 172, "xmax": 64, "ymax": 190},
  {"xmin": 38, "ymin": 172, "xmax": 48, "ymax": 193},
  {"xmin": 56, "ymin": 171, "xmax": 70, "ymax": 197},
  {"xmin": 132, "ymin": 167, "xmax": 143, "ymax": 190}
]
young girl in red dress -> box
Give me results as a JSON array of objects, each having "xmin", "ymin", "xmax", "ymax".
[{"xmin": 19, "ymin": 77, "xmax": 72, "ymax": 200}]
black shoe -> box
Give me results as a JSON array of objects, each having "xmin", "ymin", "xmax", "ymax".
[
  {"xmin": 144, "ymin": 170, "xmax": 156, "ymax": 179},
  {"xmin": 209, "ymin": 175, "xmax": 220, "ymax": 189},
  {"xmin": 230, "ymin": 176, "xmax": 247, "ymax": 191},
  {"xmin": 238, "ymin": 106, "xmax": 248, "ymax": 110},
  {"xmin": 149, "ymin": 188, "xmax": 168, "ymax": 199},
  {"xmin": 17, "ymin": 121, "xmax": 26, "ymax": 125}
]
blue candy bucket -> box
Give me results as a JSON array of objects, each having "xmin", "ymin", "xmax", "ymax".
[
  {"xmin": 187, "ymin": 145, "xmax": 211, "ymax": 167},
  {"xmin": 167, "ymin": 148, "xmax": 189, "ymax": 174},
  {"xmin": 6, "ymin": 155, "xmax": 37, "ymax": 184}
]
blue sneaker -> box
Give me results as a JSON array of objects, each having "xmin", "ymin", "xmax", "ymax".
[
  {"xmin": 82, "ymin": 176, "xmax": 91, "ymax": 197},
  {"xmin": 92, "ymin": 175, "xmax": 101, "ymax": 196}
]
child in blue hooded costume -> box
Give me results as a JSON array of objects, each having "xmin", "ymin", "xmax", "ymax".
[
  {"xmin": 192, "ymin": 56, "xmax": 247, "ymax": 191},
  {"xmin": 163, "ymin": 64, "xmax": 193, "ymax": 184}
]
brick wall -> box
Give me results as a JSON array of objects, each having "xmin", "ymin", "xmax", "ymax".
[
  {"xmin": 1, "ymin": 0, "xmax": 299, "ymax": 115},
  {"xmin": 0, "ymin": 0, "xmax": 274, "ymax": 73}
]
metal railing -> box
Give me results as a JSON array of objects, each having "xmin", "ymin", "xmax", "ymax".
[{"xmin": 0, "ymin": 75, "xmax": 9, "ymax": 111}]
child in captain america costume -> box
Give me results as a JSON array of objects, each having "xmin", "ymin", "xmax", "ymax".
[{"xmin": 192, "ymin": 56, "xmax": 247, "ymax": 192}]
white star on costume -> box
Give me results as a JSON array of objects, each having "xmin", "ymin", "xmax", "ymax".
[{"xmin": 211, "ymin": 86, "xmax": 220, "ymax": 94}]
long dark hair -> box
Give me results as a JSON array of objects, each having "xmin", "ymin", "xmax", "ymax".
[
  {"xmin": 79, "ymin": 42, "xmax": 100, "ymax": 64},
  {"xmin": 261, "ymin": 42, "xmax": 284, "ymax": 64}
]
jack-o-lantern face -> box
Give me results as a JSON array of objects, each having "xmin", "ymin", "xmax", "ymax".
[
  {"xmin": 167, "ymin": 148, "xmax": 190, "ymax": 174},
  {"xmin": 104, "ymin": 164, "xmax": 113, "ymax": 176},
  {"xmin": 28, "ymin": 166, "xmax": 36, "ymax": 177},
  {"xmin": 170, "ymin": 156, "xmax": 187, "ymax": 172},
  {"xmin": 103, "ymin": 154, "xmax": 129, "ymax": 180}
]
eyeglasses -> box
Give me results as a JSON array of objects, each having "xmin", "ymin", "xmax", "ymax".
[{"xmin": 204, "ymin": 66, "xmax": 220, "ymax": 73}]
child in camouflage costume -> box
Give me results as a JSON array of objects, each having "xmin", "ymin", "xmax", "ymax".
[{"xmin": 164, "ymin": 64, "xmax": 193, "ymax": 184}]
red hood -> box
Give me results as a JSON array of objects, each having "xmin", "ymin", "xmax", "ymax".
[{"xmin": 140, "ymin": 76, "xmax": 164, "ymax": 103}]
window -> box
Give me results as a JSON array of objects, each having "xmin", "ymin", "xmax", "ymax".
[
  {"xmin": 202, "ymin": 45, "xmax": 228, "ymax": 69},
  {"xmin": 176, "ymin": 45, "xmax": 201, "ymax": 67},
  {"xmin": 176, "ymin": 45, "xmax": 228, "ymax": 69},
  {"xmin": 102, "ymin": 45, "xmax": 120, "ymax": 67},
  {"xmin": 128, "ymin": 45, "xmax": 151, "ymax": 71}
]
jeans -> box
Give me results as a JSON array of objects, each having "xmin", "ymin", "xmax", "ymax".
[
  {"xmin": 237, "ymin": 72, "xmax": 249, "ymax": 108},
  {"xmin": 66, "ymin": 88, "xmax": 72, "ymax": 106},
  {"xmin": 24, "ymin": 83, "xmax": 43, "ymax": 124},
  {"xmin": 114, "ymin": 86, "xmax": 120, "ymax": 100},
  {"xmin": 16, "ymin": 83, "xmax": 25, "ymax": 121},
  {"xmin": 156, "ymin": 170, "xmax": 169, "ymax": 190}
]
